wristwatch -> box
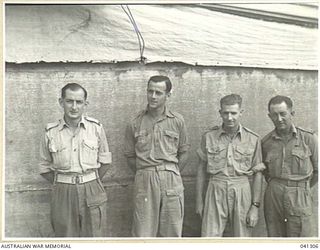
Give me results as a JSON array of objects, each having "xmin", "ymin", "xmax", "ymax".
[{"xmin": 252, "ymin": 202, "xmax": 260, "ymax": 208}]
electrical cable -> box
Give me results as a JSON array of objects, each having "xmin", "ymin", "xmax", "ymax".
[{"xmin": 121, "ymin": 5, "xmax": 146, "ymax": 63}]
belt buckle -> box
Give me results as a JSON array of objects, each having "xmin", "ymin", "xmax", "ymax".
[{"xmin": 73, "ymin": 175, "xmax": 82, "ymax": 184}]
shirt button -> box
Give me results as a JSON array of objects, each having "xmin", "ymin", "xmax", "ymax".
[{"xmin": 74, "ymin": 149, "xmax": 77, "ymax": 152}]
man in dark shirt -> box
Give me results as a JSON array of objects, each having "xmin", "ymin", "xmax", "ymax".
[{"xmin": 262, "ymin": 95, "xmax": 318, "ymax": 237}]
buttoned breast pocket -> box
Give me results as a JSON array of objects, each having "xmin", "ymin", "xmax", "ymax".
[
  {"xmin": 207, "ymin": 145, "xmax": 227, "ymax": 173},
  {"xmin": 163, "ymin": 129, "xmax": 179, "ymax": 153},
  {"xmin": 264, "ymin": 151, "xmax": 281, "ymax": 177},
  {"xmin": 234, "ymin": 145, "xmax": 254, "ymax": 171},
  {"xmin": 291, "ymin": 146, "xmax": 312, "ymax": 175},
  {"xmin": 135, "ymin": 130, "xmax": 151, "ymax": 152},
  {"xmin": 48, "ymin": 138, "xmax": 69, "ymax": 170},
  {"xmin": 81, "ymin": 139, "xmax": 99, "ymax": 167}
]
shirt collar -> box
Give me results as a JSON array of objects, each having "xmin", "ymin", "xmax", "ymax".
[
  {"xmin": 58, "ymin": 116, "xmax": 86, "ymax": 131},
  {"xmin": 145, "ymin": 105, "xmax": 174, "ymax": 118},
  {"xmin": 218, "ymin": 124, "xmax": 243, "ymax": 139},
  {"xmin": 271, "ymin": 124, "xmax": 297, "ymax": 139}
]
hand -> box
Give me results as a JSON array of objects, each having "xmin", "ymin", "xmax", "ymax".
[
  {"xmin": 195, "ymin": 199, "xmax": 204, "ymax": 218},
  {"xmin": 246, "ymin": 205, "xmax": 259, "ymax": 228}
]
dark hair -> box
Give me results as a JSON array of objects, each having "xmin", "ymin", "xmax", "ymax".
[
  {"xmin": 61, "ymin": 83, "xmax": 87, "ymax": 100},
  {"xmin": 268, "ymin": 95, "xmax": 293, "ymax": 111},
  {"xmin": 147, "ymin": 75, "xmax": 172, "ymax": 93},
  {"xmin": 220, "ymin": 94, "xmax": 242, "ymax": 108}
]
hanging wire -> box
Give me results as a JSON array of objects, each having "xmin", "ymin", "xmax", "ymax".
[{"xmin": 121, "ymin": 5, "xmax": 146, "ymax": 64}]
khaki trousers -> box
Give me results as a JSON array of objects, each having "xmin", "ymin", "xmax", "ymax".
[
  {"xmin": 264, "ymin": 179, "xmax": 313, "ymax": 237},
  {"xmin": 202, "ymin": 176, "xmax": 252, "ymax": 237},
  {"xmin": 51, "ymin": 179, "xmax": 108, "ymax": 237},
  {"xmin": 132, "ymin": 165, "xmax": 184, "ymax": 237}
]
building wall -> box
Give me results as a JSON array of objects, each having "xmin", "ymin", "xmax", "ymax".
[{"xmin": 5, "ymin": 62, "xmax": 318, "ymax": 237}]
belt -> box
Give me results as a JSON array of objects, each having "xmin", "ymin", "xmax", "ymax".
[
  {"xmin": 139, "ymin": 162, "xmax": 177, "ymax": 171},
  {"xmin": 209, "ymin": 175, "xmax": 248, "ymax": 182},
  {"xmin": 272, "ymin": 178, "xmax": 309, "ymax": 188},
  {"xmin": 55, "ymin": 171, "xmax": 98, "ymax": 184}
]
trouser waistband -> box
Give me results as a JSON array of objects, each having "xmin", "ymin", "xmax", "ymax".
[
  {"xmin": 271, "ymin": 178, "xmax": 309, "ymax": 188},
  {"xmin": 209, "ymin": 175, "xmax": 249, "ymax": 183},
  {"xmin": 137, "ymin": 162, "xmax": 178, "ymax": 172}
]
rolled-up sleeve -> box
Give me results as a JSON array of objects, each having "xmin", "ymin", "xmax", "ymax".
[
  {"xmin": 197, "ymin": 134, "xmax": 207, "ymax": 162},
  {"xmin": 308, "ymin": 133, "xmax": 318, "ymax": 175},
  {"xmin": 251, "ymin": 137, "xmax": 265, "ymax": 172},
  {"xmin": 178, "ymin": 117, "xmax": 190, "ymax": 154},
  {"xmin": 39, "ymin": 132, "xmax": 53, "ymax": 174},
  {"xmin": 124, "ymin": 123, "xmax": 136, "ymax": 158},
  {"xmin": 98, "ymin": 125, "xmax": 112, "ymax": 164}
]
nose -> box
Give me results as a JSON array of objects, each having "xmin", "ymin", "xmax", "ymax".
[
  {"xmin": 277, "ymin": 114, "xmax": 283, "ymax": 122},
  {"xmin": 227, "ymin": 113, "xmax": 233, "ymax": 120},
  {"xmin": 151, "ymin": 91, "xmax": 156, "ymax": 98},
  {"xmin": 72, "ymin": 101, "xmax": 77, "ymax": 109}
]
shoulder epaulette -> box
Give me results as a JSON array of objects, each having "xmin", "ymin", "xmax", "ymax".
[
  {"xmin": 132, "ymin": 110, "xmax": 145, "ymax": 121},
  {"xmin": 243, "ymin": 126, "xmax": 259, "ymax": 137},
  {"xmin": 169, "ymin": 110, "xmax": 184, "ymax": 120},
  {"xmin": 262, "ymin": 131, "xmax": 273, "ymax": 144},
  {"xmin": 85, "ymin": 116, "xmax": 101, "ymax": 125},
  {"xmin": 297, "ymin": 126, "xmax": 314, "ymax": 134},
  {"xmin": 45, "ymin": 122, "xmax": 59, "ymax": 131},
  {"xmin": 204, "ymin": 125, "xmax": 219, "ymax": 133}
]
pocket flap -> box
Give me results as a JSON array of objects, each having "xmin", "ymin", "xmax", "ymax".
[
  {"xmin": 265, "ymin": 152, "xmax": 279, "ymax": 162},
  {"xmin": 236, "ymin": 146, "xmax": 254, "ymax": 155},
  {"xmin": 288, "ymin": 206, "xmax": 312, "ymax": 216},
  {"xmin": 87, "ymin": 193, "xmax": 108, "ymax": 207},
  {"xmin": 83, "ymin": 140, "xmax": 98, "ymax": 150},
  {"xmin": 165, "ymin": 165, "xmax": 180, "ymax": 175},
  {"xmin": 134, "ymin": 129, "xmax": 148, "ymax": 138},
  {"xmin": 164, "ymin": 130, "xmax": 179, "ymax": 139},
  {"xmin": 292, "ymin": 147, "xmax": 311, "ymax": 160},
  {"xmin": 166, "ymin": 188, "xmax": 184, "ymax": 196},
  {"xmin": 207, "ymin": 145, "xmax": 226, "ymax": 154},
  {"xmin": 49, "ymin": 139, "xmax": 65, "ymax": 153}
]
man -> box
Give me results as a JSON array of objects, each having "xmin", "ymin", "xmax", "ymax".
[
  {"xmin": 39, "ymin": 83, "xmax": 112, "ymax": 237},
  {"xmin": 124, "ymin": 75, "xmax": 190, "ymax": 237},
  {"xmin": 262, "ymin": 95, "xmax": 318, "ymax": 237},
  {"xmin": 196, "ymin": 94, "xmax": 265, "ymax": 237}
]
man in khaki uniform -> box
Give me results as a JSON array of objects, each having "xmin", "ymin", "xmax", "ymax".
[
  {"xmin": 196, "ymin": 94, "xmax": 265, "ymax": 237},
  {"xmin": 262, "ymin": 95, "xmax": 318, "ymax": 237},
  {"xmin": 124, "ymin": 75, "xmax": 190, "ymax": 237},
  {"xmin": 39, "ymin": 83, "xmax": 112, "ymax": 237}
]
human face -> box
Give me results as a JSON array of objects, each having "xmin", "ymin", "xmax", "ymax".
[
  {"xmin": 268, "ymin": 102, "xmax": 294, "ymax": 133},
  {"xmin": 59, "ymin": 88, "xmax": 87, "ymax": 122},
  {"xmin": 220, "ymin": 104, "xmax": 242, "ymax": 131},
  {"xmin": 147, "ymin": 81, "xmax": 169, "ymax": 110}
]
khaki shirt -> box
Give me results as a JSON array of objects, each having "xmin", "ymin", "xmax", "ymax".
[
  {"xmin": 124, "ymin": 106, "xmax": 190, "ymax": 169},
  {"xmin": 262, "ymin": 125, "xmax": 318, "ymax": 181},
  {"xmin": 39, "ymin": 116, "xmax": 112, "ymax": 174},
  {"xmin": 197, "ymin": 124, "xmax": 264, "ymax": 177}
]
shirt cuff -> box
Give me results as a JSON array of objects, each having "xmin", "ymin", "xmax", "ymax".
[
  {"xmin": 196, "ymin": 148, "xmax": 207, "ymax": 162},
  {"xmin": 99, "ymin": 151, "xmax": 112, "ymax": 164},
  {"xmin": 251, "ymin": 162, "xmax": 266, "ymax": 173}
]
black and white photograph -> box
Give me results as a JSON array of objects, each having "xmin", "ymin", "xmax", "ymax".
[{"xmin": 3, "ymin": 1, "xmax": 318, "ymax": 244}]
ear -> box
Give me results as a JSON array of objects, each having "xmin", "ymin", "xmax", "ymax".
[
  {"xmin": 291, "ymin": 110, "xmax": 295, "ymax": 116},
  {"xmin": 58, "ymin": 98, "xmax": 63, "ymax": 108},
  {"xmin": 167, "ymin": 92, "xmax": 171, "ymax": 98},
  {"xmin": 239, "ymin": 109, "xmax": 244, "ymax": 116},
  {"xmin": 268, "ymin": 113, "xmax": 272, "ymax": 119}
]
